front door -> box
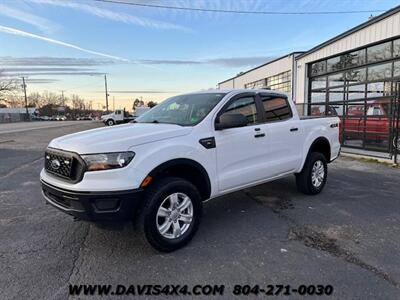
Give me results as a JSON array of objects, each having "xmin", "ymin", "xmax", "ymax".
[{"xmin": 214, "ymin": 94, "xmax": 267, "ymax": 192}]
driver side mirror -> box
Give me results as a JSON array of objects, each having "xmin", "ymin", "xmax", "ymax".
[{"xmin": 215, "ymin": 113, "xmax": 248, "ymax": 130}]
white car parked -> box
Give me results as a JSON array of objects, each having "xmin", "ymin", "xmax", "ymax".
[{"xmin": 40, "ymin": 89, "xmax": 340, "ymax": 252}]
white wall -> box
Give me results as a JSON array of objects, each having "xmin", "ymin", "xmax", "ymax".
[
  {"xmin": 295, "ymin": 10, "xmax": 400, "ymax": 104},
  {"xmin": 218, "ymin": 54, "xmax": 295, "ymax": 90},
  {"xmin": 218, "ymin": 79, "xmax": 234, "ymax": 89}
]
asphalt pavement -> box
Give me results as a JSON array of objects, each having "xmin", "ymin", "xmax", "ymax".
[{"xmin": 0, "ymin": 121, "xmax": 399, "ymax": 299}]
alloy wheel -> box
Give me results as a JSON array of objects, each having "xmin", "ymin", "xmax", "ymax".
[
  {"xmin": 156, "ymin": 192, "xmax": 193, "ymax": 239},
  {"xmin": 311, "ymin": 160, "xmax": 325, "ymax": 188}
]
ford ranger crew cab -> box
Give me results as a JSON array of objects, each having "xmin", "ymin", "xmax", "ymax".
[{"xmin": 40, "ymin": 89, "xmax": 340, "ymax": 252}]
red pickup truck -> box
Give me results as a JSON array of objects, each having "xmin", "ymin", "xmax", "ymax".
[
  {"xmin": 311, "ymin": 101, "xmax": 399, "ymax": 149},
  {"xmin": 344, "ymin": 101, "xmax": 390, "ymax": 140}
]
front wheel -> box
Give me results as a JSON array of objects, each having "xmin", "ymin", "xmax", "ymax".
[
  {"xmin": 296, "ymin": 152, "xmax": 328, "ymax": 195},
  {"xmin": 138, "ymin": 177, "xmax": 202, "ymax": 252},
  {"xmin": 106, "ymin": 119, "xmax": 115, "ymax": 126},
  {"xmin": 393, "ymin": 136, "xmax": 399, "ymax": 151}
]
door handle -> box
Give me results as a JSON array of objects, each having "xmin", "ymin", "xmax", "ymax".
[
  {"xmin": 254, "ymin": 133, "xmax": 265, "ymax": 138},
  {"xmin": 290, "ymin": 127, "xmax": 298, "ymax": 132}
]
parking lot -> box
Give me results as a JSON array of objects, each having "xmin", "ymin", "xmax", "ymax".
[{"xmin": 0, "ymin": 122, "xmax": 399, "ymax": 299}]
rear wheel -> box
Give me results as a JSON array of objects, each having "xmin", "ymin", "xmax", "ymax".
[
  {"xmin": 138, "ymin": 177, "xmax": 202, "ymax": 252},
  {"xmin": 296, "ymin": 152, "xmax": 328, "ymax": 195}
]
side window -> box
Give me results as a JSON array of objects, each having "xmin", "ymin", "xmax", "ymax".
[
  {"xmin": 221, "ymin": 96, "xmax": 258, "ymax": 125},
  {"xmin": 116, "ymin": 110, "xmax": 121, "ymax": 115},
  {"xmin": 261, "ymin": 96, "xmax": 292, "ymax": 122}
]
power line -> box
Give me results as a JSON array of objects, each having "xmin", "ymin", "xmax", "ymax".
[{"xmin": 93, "ymin": 0, "xmax": 386, "ymax": 15}]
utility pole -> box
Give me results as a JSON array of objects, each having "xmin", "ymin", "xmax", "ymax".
[
  {"xmin": 21, "ymin": 77, "xmax": 29, "ymax": 120},
  {"xmin": 104, "ymin": 74, "xmax": 109, "ymax": 113},
  {"xmin": 60, "ymin": 90, "xmax": 66, "ymax": 106}
]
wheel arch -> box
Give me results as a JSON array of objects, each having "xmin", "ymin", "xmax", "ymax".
[
  {"xmin": 308, "ymin": 137, "xmax": 331, "ymax": 162},
  {"xmin": 300, "ymin": 136, "xmax": 331, "ymax": 171},
  {"xmin": 147, "ymin": 158, "xmax": 211, "ymax": 201}
]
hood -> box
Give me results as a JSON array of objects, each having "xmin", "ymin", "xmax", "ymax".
[
  {"xmin": 49, "ymin": 123, "xmax": 192, "ymax": 154},
  {"xmin": 101, "ymin": 113, "xmax": 111, "ymax": 120}
]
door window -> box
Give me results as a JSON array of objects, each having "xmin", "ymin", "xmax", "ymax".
[
  {"xmin": 220, "ymin": 96, "xmax": 258, "ymax": 125},
  {"xmin": 261, "ymin": 96, "xmax": 292, "ymax": 122}
]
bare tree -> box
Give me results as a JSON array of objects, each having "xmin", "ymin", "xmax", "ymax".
[
  {"xmin": 71, "ymin": 94, "xmax": 85, "ymax": 110},
  {"xmin": 0, "ymin": 71, "xmax": 21, "ymax": 107},
  {"xmin": 5, "ymin": 94, "xmax": 24, "ymax": 108},
  {"xmin": 27, "ymin": 92, "xmax": 42, "ymax": 107},
  {"xmin": 147, "ymin": 101, "xmax": 157, "ymax": 108},
  {"xmin": 41, "ymin": 91, "xmax": 62, "ymax": 106}
]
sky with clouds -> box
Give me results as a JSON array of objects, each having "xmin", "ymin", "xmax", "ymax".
[{"xmin": 0, "ymin": 0, "xmax": 399, "ymax": 110}]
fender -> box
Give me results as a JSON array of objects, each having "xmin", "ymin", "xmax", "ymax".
[
  {"xmin": 299, "ymin": 137, "xmax": 331, "ymax": 171},
  {"xmin": 147, "ymin": 158, "xmax": 212, "ymax": 200}
]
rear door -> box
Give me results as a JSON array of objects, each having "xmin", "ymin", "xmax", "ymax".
[
  {"xmin": 214, "ymin": 92, "xmax": 268, "ymax": 192},
  {"xmin": 258, "ymin": 94, "xmax": 303, "ymax": 177}
]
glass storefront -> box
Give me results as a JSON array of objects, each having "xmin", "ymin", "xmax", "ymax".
[{"xmin": 308, "ymin": 37, "xmax": 400, "ymax": 153}]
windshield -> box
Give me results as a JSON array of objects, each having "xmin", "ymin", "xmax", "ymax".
[{"xmin": 135, "ymin": 93, "xmax": 227, "ymax": 126}]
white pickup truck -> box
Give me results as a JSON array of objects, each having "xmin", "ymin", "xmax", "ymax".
[
  {"xmin": 101, "ymin": 107, "xmax": 150, "ymax": 126},
  {"xmin": 101, "ymin": 109, "xmax": 135, "ymax": 126},
  {"xmin": 40, "ymin": 89, "xmax": 340, "ymax": 252}
]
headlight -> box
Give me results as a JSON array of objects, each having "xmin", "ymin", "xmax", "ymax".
[{"xmin": 81, "ymin": 152, "xmax": 135, "ymax": 171}]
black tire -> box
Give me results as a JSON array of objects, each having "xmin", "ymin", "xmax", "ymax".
[
  {"xmin": 138, "ymin": 177, "xmax": 202, "ymax": 252},
  {"xmin": 296, "ymin": 152, "xmax": 328, "ymax": 195},
  {"xmin": 106, "ymin": 119, "xmax": 114, "ymax": 126},
  {"xmin": 393, "ymin": 136, "xmax": 399, "ymax": 150}
]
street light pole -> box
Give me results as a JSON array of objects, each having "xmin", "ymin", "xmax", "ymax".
[
  {"xmin": 104, "ymin": 74, "xmax": 109, "ymax": 113},
  {"xmin": 21, "ymin": 77, "xmax": 29, "ymax": 120}
]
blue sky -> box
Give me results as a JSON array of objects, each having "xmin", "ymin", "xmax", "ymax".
[{"xmin": 0, "ymin": 0, "xmax": 399, "ymax": 110}]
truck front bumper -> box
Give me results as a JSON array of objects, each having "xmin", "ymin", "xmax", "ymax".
[{"xmin": 41, "ymin": 180, "xmax": 143, "ymax": 222}]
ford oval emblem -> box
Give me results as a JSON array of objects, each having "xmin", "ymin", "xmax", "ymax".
[{"xmin": 51, "ymin": 159, "xmax": 61, "ymax": 170}]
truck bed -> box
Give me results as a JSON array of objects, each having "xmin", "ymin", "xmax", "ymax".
[{"xmin": 300, "ymin": 116, "xmax": 336, "ymax": 120}]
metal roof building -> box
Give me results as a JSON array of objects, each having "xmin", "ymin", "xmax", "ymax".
[{"xmin": 217, "ymin": 5, "xmax": 400, "ymax": 157}]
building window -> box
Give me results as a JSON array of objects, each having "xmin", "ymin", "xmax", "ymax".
[
  {"xmin": 347, "ymin": 84, "xmax": 366, "ymax": 100},
  {"xmin": 367, "ymin": 62, "xmax": 392, "ymax": 81},
  {"xmin": 394, "ymin": 39, "xmax": 400, "ymax": 58},
  {"xmin": 328, "ymin": 73, "xmax": 345, "ymax": 87},
  {"xmin": 244, "ymin": 79, "xmax": 266, "ymax": 89},
  {"xmin": 328, "ymin": 87, "xmax": 344, "ymax": 102},
  {"xmin": 307, "ymin": 37, "xmax": 400, "ymax": 153},
  {"xmin": 342, "ymin": 49, "xmax": 366, "ymax": 69},
  {"xmin": 327, "ymin": 56, "xmax": 342, "ymax": 73},
  {"xmin": 311, "ymin": 76, "xmax": 326, "ymax": 89},
  {"xmin": 366, "ymin": 82, "xmax": 392, "ymax": 98},
  {"xmin": 346, "ymin": 68, "xmax": 366, "ymax": 84},
  {"xmin": 244, "ymin": 71, "xmax": 291, "ymax": 94},
  {"xmin": 310, "ymin": 61, "xmax": 326, "ymax": 76},
  {"xmin": 310, "ymin": 91, "xmax": 326, "ymax": 103},
  {"xmin": 394, "ymin": 60, "xmax": 400, "ymax": 77},
  {"xmin": 367, "ymin": 41, "xmax": 392, "ymax": 63}
]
